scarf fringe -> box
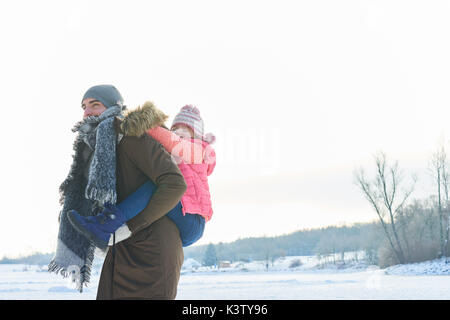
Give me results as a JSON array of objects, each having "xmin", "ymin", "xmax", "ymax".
[{"xmin": 48, "ymin": 244, "xmax": 95, "ymax": 293}]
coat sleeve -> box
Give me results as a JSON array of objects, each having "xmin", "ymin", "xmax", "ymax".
[
  {"xmin": 122, "ymin": 135, "xmax": 187, "ymax": 234},
  {"xmin": 148, "ymin": 126, "xmax": 205, "ymax": 164}
]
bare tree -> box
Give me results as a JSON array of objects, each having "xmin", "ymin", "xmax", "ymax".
[
  {"xmin": 440, "ymin": 152, "xmax": 450, "ymax": 258},
  {"xmin": 430, "ymin": 144, "xmax": 450, "ymax": 257},
  {"xmin": 354, "ymin": 151, "xmax": 415, "ymax": 264}
]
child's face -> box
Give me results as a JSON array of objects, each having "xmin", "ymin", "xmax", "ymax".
[{"xmin": 172, "ymin": 124, "xmax": 194, "ymax": 139}]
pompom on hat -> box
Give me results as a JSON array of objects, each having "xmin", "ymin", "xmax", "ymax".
[{"xmin": 171, "ymin": 105, "xmax": 216, "ymax": 144}]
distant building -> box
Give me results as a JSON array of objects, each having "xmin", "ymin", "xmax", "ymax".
[
  {"xmin": 218, "ymin": 260, "xmax": 231, "ymax": 268},
  {"xmin": 182, "ymin": 258, "xmax": 201, "ymax": 270}
]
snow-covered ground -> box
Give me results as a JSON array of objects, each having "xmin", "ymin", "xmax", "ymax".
[{"xmin": 0, "ymin": 255, "xmax": 449, "ymax": 300}]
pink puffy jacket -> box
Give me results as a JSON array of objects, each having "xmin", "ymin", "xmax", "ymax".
[{"xmin": 147, "ymin": 126, "xmax": 216, "ymax": 222}]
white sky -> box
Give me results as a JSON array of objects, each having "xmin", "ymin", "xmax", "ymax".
[{"xmin": 1, "ymin": 0, "xmax": 450, "ymax": 258}]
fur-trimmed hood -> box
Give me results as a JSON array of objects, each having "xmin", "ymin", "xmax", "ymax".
[{"xmin": 119, "ymin": 101, "xmax": 169, "ymax": 137}]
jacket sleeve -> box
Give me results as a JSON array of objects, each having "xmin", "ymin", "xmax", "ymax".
[
  {"xmin": 148, "ymin": 126, "xmax": 205, "ymax": 164},
  {"xmin": 122, "ymin": 135, "xmax": 187, "ymax": 234}
]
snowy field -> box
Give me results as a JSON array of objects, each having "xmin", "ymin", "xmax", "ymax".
[{"xmin": 0, "ymin": 256, "xmax": 449, "ymax": 300}]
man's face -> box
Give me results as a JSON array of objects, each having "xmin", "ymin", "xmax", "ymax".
[{"xmin": 81, "ymin": 98, "xmax": 107, "ymax": 118}]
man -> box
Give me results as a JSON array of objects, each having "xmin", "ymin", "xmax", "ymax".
[{"xmin": 51, "ymin": 85, "xmax": 186, "ymax": 299}]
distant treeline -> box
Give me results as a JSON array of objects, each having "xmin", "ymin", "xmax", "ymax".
[
  {"xmin": 0, "ymin": 252, "xmax": 54, "ymax": 265},
  {"xmin": 184, "ymin": 221, "xmax": 384, "ymax": 266}
]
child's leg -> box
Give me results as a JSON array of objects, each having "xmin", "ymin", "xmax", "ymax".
[
  {"xmin": 166, "ymin": 203, "xmax": 206, "ymax": 247},
  {"xmin": 116, "ymin": 180, "xmax": 157, "ymax": 220},
  {"xmin": 122, "ymin": 184, "xmax": 206, "ymax": 246},
  {"xmin": 68, "ymin": 180, "xmax": 160, "ymax": 249}
]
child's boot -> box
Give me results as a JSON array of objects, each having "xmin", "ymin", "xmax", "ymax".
[
  {"xmin": 68, "ymin": 203, "xmax": 127, "ymax": 250},
  {"xmin": 67, "ymin": 181, "xmax": 157, "ymax": 249}
]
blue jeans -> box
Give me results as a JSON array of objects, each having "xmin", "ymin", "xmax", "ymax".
[
  {"xmin": 117, "ymin": 180, "xmax": 205, "ymax": 247},
  {"xmin": 166, "ymin": 202, "xmax": 205, "ymax": 247}
]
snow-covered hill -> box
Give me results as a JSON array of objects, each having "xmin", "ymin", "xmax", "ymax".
[
  {"xmin": 383, "ymin": 257, "xmax": 450, "ymax": 275},
  {"xmin": 182, "ymin": 254, "xmax": 450, "ymax": 275}
]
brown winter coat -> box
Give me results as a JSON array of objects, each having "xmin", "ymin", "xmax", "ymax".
[{"xmin": 96, "ymin": 102, "xmax": 187, "ymax": 300}]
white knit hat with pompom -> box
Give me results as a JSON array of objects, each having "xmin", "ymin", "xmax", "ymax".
[{"xmin": 171, "ymin": 105, "xmax": 216, "ymax": 144}]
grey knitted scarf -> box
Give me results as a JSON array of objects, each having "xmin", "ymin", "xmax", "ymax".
[{"xmin": 48, "ymin": 106, "xmax": 123, "ymax": 292}]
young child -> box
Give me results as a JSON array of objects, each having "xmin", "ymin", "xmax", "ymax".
[{"xmin": 68, "ymin": 104, "xmax": 216, "ymax": 249}]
